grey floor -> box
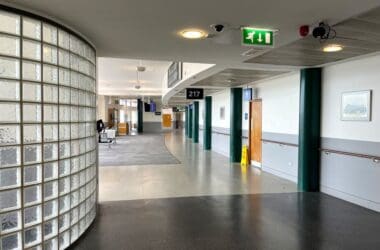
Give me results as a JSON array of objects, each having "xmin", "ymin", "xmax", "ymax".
[
  {"xmin": 99, "ymin": 131, "xmax": 297, "ymax": 201},
  {"xmin": 99, "ymin": 133, "xmax": 180, "ymax": 166}
]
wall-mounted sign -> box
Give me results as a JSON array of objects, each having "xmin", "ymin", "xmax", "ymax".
[
  {"xmin": 186, "ymin": 88, "xmax": 204, "ymax": 100},
  {"xmin": 244, "ymin": 112, "xmax": 249, "ymax": 120},
  {"xmin": 167, "ymin": 62, "xmax": 182, "ymax": 88},
  {"xmin": 155, "ymin": 111, "xmax": 162, "ymax": 116},
  {"xmin": 244, "ymin": 88, "xmax": 252, "ymax": 101},
  {"xmin": 242, "ymin": 27, "xmax": 274, "ymax": 47}
]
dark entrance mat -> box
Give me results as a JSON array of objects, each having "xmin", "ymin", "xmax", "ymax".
[
  {"xmin": 99, "ymin": 134, "xmax": 180, "ymax": 166},
  {"xmin": 71, "ymin": 192, "xmax": 380, "ymax": 250}
]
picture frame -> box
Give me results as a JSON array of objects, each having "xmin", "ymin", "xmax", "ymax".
[{"xmin": 341, "ymin": 90, "xmax": 372, "ymax": 121}]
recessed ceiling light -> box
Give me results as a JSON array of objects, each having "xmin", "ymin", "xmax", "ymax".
[
  {"xmin": 323, "ymin": 44, "xmax": 343, "ymax": 53},
  {"xmin": 180, "ymin": 29, "xmax": 207, "ymax": 39}
]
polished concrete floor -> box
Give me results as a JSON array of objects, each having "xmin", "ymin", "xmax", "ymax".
[
  {"xmin": 99, "ymin": 131, "xmax": 297, "ymax": 201},
  {"xmin": 72, "ymin": 193, "xmax": 380, "ymax": 250}
]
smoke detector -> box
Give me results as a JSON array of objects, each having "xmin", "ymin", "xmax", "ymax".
[{"xmin": 135, "ymin": 85, "xmax": 141, "ymax": 89}]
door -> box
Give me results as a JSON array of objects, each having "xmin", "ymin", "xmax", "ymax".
[{"xmin": 250, "ymin": 100, "xmax": 262, "ymax": 167}]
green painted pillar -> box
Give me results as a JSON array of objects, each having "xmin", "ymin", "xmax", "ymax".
[
  {"xmin": 185, "ymin": 106, "xmax": 189, "ymax": 136},
  {"xmin": 204, "ymin": 96, "xmax": 212, "ymax": 150},
  {"xmin": 298, "ymin": 68, "xmax": 322, "ymax": 192},
  {"xmin": 188, "ymin": 104, "xmax": 193, "ymax": 139},
  {"xmin": 192, "ymin": 101, "xmax": 199, "ymax": 143},
  {"xmin": 230, "ymin": 88, "xmax": 242, "ymax": 162},
  {"xmin": 137, "ymin": 99, "xmax": 143, "ymax": 133}
]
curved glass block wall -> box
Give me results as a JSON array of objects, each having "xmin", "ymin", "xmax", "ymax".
[{"xmin": 0, "ymin": 6, "xmax": 97, "ymax": 250}]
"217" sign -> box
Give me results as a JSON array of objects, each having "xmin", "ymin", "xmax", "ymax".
[{"xmin": 186, "ymin": 88, "xmax": 204, "ymax": 100}]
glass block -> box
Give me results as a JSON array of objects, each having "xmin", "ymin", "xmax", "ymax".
[
  {"xmin": 59, "ymin": 141, "xmax": 70, "ymax": 158},
  {"xmin": 0, "ymin": 146, "xmax": 20, "ymax": 168},
  {"xmin": 79, "ymin": 171, "xmax": 86, "ymax": 186},
  {"xmin": 43, "ymin": 23, "xmax": 57, "ymax": 45},
  {"xmin": 44, "ymin": 219, "xmax": 58, "ymax": 240},
  {"xmin": 44, "ymin": 199, "xmax": 58, "ymax": 220},
  {"xmin": 79, "ymin": 139, "xmax": 86, "ymax": 154},
  {"xmin": 70, "ymin": 174, "xmax": 79, "ymax": 191},
  {"xmin": 59, "ymin": 87, "xmax": 70, "ymax": 104},
  {"xmin": 59, "ymin": 124, "xmax": 70, "ymax": 141},
  {"xmin": 78, "ymin": 123, "xmax": 86, "ymax": 137},
  {"xmin": 23, "ymin": 39, "xmax": 41, "ymax": 60},
  {"xmin": 0, "ymin": 56, "xmax": 20, "ymax": 79},
  {"xmin": 78, "ymin": 108, "xmax": 86, "ymax": 122},
  {"xmin": 78, "ymin": 91, "xmax": 85, "ymax": 105},
  {"xmin": 59, "ymin": 159, "xmax": 70, "ymax": 177},
  {"xmin": 43, "ymin": 124, "xmax": 58, "ymax": 142},
  {"xmin": 23, "ymin": 125, "xmax": 41, "ymax": 144},
  {"xmin": 70, "ymin": 141, "xmax": 79, "ymax": 156},
  {"xmin": 58, "ymin": 49, "xmax": 70, "ymax": 68},
  {"xmin": 0, "ymin": 34, "xmax": 20, "ymax": 57},
  {"xmin": 0, "ymin": 125, "xmax": 20, "ymax": 145},
  {"xmin": 44, "ymin": 162, "xmax": 58, "ymax": 181},
  {"xmin": 0, "ymin": 210, "xmax": 21, "ymax": 234},
  {"xmin": 44, "ymin": 237, "xmax": 58, "ymax": 250},
  {"xmin": 23, "ymin": 61, "xmax": 41, "ymax": 81},
  {"xmin": 71, "ymin": 89, "xmax": 78, "ymax": 105},
  {"xmin": 43, "ymin": 105, "xmax": 58, "ymax": 122},
  {"xmin": 23, "ymin": 18, "xmax": 41, "ymax": 40},
  {"xmin": 0, "ymin": 103, "xmax": 20, "ymax": 123},
  {"xmin": 59, "ymin": 68, "xmax": 70, "ymax": 86},
  {"xmin": 24, "ymin": 144, "xmax": 42, "ymax": 165},
  {"xmin": 59, "ymin": 230, "xmax": 70, "ymax": 250},
  {"xmin": 0, "ymin": 10, "xmax": 20, "ymax": 35},
  {"xmin": 70, "ymin": 124, "xmax": 79, "ymax": 139},
  {"xmin": 0, "ymin": 189, "xmax": 20, "ymax": 212},
  {"xmin": 71, "ymin": 157, "xmax": 79, "ymax": 174},
  {"xmin": 43, "ymin": 45, "xmax": 57, "ymax": 64},
  {"xmin": 70, "ymin": 54, "xmax": 79, "ymax": 71},
  {"xmin": 59, "ymin": 177, "xmax": 70, "ymax": 195},
  {"xmin": 24, "ymin": 205, "xmax": 41, "ymax": 226},
  {"xmin": 69, "ymin": 36, "xmax": 79, "ymax": 54},
  {"xmin": 58, "ymin": 30, "xmax": 70, "ymax": 49},
  {"xmin": 0, "ymin": 167, "xmax": 20, "ymax": 190},
  {"xmin": 70, "ymin": 207, "xmax": 78, "ymax": 225},
  {"xmin": 70, "ymin": 72, "xmax": 79, "ymax": 89},
  {"xmin": 0, "ymin": 80, "xmax": 19, "ymax": 101},
  {"xmin": 0, "ymin": 232, "xmax": 21, "ymax": 250},
  {"xmin": 23, "ymin": 104, "xmax": 42, "ymax": 123},
  {"xmin": 59, "ymin": 213, "xmax": 70, "ymax": 232},
  {"xmin": 43, "ymin": 143, "xmax": 58, "ymax": 161},
  {"xmin": 24, "ymin": 225, "xmax": 42, "ymax": 247},
  {"xmin": 79, "ymin": 201, "xmax": 86, "ymax": 217},
  {"xmin": 59, "ymin": 195, "xmax": 70, "ymax": 214},
  {"xmin": 24, "ymin": 164, "xmax": 42, "ymax": 185},
  {"xmin": 23, "ymin": 82, "xmax": 41, "ymax": 102},
  {"xmin": 70, "ymin": 224, "xmax": 78, "ymax": 243},
  {"xmin": 43, "ymin": 85, "xmax": 58, "ymax": 103},
  {"xmin": 59, "ymin": 106, "xmax": 70, "ymax": 122},
  {"xmin": 24, "ymin": 185, "xmax": 41, "ymax": 206},
  {"xmin": 44, "ymin": 181, "xmax": 58, "ymax": 200},
  {"xmin": 43, "ymin": 65, "xmax": 58, "ymax": 84}
]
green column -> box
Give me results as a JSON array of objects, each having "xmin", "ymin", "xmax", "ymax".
[
  {"xmin": 185, "ymin": 106, "xmax": 189, "ymax": 136},
  {"xmin": 204, "ymin": 96, "xmax": 212, "ymax": 150},
  {"xmin": 192, "ymin": 101, "xmax": 199, "ymax": 143},
  {"xmin": 230, "ymin": 88, "xmax": 242, "ymax": 162},
  {"xmin": 137, "ymin": 99, "xmax": 143, "ymax": 133},
  {"xmin": 188, "ymin": 104, "xmax": 193, "ymax": 139},
  {"xmin": 298, "ymin": 68, "xmax": 322, "ymax": 192}
]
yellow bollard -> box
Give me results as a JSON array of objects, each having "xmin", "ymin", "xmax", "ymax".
[{"xmin": 241, "ymin": 145, "xmax": 249, "ymax": 166}]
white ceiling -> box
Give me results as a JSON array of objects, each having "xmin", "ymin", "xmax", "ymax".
[
  {"xmin": 1, "ymin": 0, "xmax": 379, "ymax": 64},
  {"xmin": 98, "ymin": 58, "xmax": 171, "ymax": 96}
]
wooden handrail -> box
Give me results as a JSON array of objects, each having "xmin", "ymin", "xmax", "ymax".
[
  {"xmin": 261, "ymin": 139, "xmax": 299, "ymax": 148},
  {"xmin": 320, "ymin": 149, "xmax": 380, "ymax": 161}
]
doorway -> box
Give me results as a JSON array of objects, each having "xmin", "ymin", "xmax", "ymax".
[{"xmin": 249, "ymin": 99, "xmax": 262, "ymax": 167}]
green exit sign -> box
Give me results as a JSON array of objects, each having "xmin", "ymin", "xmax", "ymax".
[{"xmin": 242, "ymin": 27, "xmax": 274, "ymax": 47}]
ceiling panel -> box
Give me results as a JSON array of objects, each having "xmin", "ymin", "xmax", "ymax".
[{"xmin": 245, "ymin": 7, "xmax": 380, "ymax": 67}]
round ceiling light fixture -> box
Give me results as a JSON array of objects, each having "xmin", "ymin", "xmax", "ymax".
[
  {"xmin": 323, "ymin": 44, "xmax": 343, "ymax": 53},
  {"xmin": 180, "ymin": 29, "xmax": 207, "ymax": 39}
]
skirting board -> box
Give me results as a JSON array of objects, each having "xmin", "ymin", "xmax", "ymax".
[{"xmin": 321, "ymin": 185, "xmax": 380, "ymax": 212}]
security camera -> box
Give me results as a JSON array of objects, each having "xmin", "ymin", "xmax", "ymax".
[{"xmin": 212, "ymin": 24, "xmax": 225, "ymax": 32}]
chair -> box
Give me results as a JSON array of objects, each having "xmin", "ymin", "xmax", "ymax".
[{"xmin": 105, "ymin": 129, "xmax": 116, "ymax": 148}]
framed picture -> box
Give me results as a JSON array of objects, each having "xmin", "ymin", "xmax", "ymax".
[
  {"xmin": 220, "ymin": 107, "xmax": 225, "ymax": 120},
  {"xmin": 341, "ymin": 90, "xmax": 372, "ymax": 121}
]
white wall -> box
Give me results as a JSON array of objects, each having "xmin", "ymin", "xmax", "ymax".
[
  {"xmin": 212, "ymin": 89, "xmax": 231, "ymax": 128},
  {"xmin": 243, "ymin": 73, "xmax": 300, "ymax": 134},
  {"xmin": 322, "ymin": 55, "xmax": 380, "ymax": 142}
]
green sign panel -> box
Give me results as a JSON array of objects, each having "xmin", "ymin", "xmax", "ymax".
[{"xmin": 242, "ymin": 27, "xmax": 274, "ymax": 46}]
